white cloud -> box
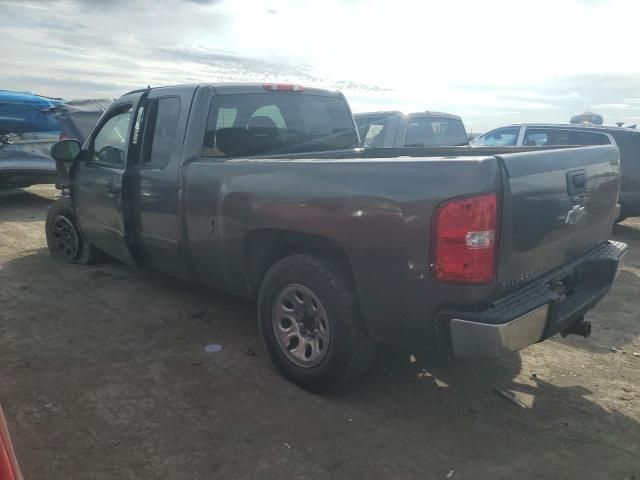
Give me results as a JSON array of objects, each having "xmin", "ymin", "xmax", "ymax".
[{"xmin": 593, "ymin": 103, "xmax": 633, "ymax": 109}]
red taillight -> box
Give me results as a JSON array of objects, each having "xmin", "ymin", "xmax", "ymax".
[
  {"xmin": 263, "ymin": 83, "xmax": 304, "ymax": 92},
  {"xmin": 431, "ymin": 192, "xmax": 498, "ymax": 284}
]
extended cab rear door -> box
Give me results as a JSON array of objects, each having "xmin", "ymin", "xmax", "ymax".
[
  {"xmin": 130, "ymin": 86, "xmax": 194, "ymax": 278},
  {"xmin": 73, "ymin": 92, "xmax": 145, "ymax": 266}
]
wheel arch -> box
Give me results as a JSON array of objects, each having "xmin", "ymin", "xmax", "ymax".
[{"xmin": 243, "ymin": 228, "xmax": 356, "ymax": 298}]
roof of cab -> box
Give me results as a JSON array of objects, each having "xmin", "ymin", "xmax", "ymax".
[
  {"xmin": 124, "ymin": 83, "xmax": 343, "ymax": 98},
  {"xmin": 506, "ymin": 123, "xmax": 640, "ymax": 134},
  {"xmin": 354, "ymin": 110, "xmax": 462, "ymax": 120}
]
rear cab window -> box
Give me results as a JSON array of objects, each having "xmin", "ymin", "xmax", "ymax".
[
  {"xmin": 202, "ymin": 93, "xmax": 358, "ymax": 158},
  {"xmin": 404, "ymin": 116, "xmax": 467, "ymax": 147}
]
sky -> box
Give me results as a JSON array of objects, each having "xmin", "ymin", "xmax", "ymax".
[{"xmin": 1, "ymin": 0, "xmax": 640, "ymax": 132}]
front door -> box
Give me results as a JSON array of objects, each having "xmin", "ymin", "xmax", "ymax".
[{"xmin": 73, "ymin": 94, "xmax": 144, "ymax": 266}]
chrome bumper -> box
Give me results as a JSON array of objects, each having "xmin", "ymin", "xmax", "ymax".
[
  {"xmin": 447, "ymin": 240, "xmax": 627, "ymax": 358},
  {"xmin": 451, "ymin": 306, "xmax": 548, "ymax": 358}
]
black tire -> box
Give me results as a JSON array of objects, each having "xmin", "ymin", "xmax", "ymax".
[
  {"xmin": 46, "ymin": 196, "xmax": 100, "ymax": 265},
  {"xmin": 258, "ymin": 254, "xmax": 377, "ymax": 392}
]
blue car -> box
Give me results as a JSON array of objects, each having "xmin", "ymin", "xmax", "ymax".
[
  {"xmin": 0, "ymin": 90, "xmax": 63, "ymax": 136},
  {"xmin": 1, "ymin": 90, "xmax": 111, "ymax": 189}
]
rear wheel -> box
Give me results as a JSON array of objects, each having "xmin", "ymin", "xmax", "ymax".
[
  {"xmin": 46, "ymin": 197, "xmax": 100, "ymax": 264},
  {"xmin": 258, "ymin": 254, "xmax": 376, "ymax": 392}
]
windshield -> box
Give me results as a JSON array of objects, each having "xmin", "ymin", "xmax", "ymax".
[
  {"xmin": 202, "ymin": 93, "xmax": 358, "ymax": 157},
  {"xmin": 404, "ymin": 117, "xmax": 468, "ymax": 147}
]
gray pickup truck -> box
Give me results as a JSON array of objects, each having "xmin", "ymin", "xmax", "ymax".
[
  {"xmin": 354, "ymin": 111, "xmax": 468, "ymax": 147},
  {"xmin": 48, "ymin": 83, "xmax": 627, "ymax": 391}
]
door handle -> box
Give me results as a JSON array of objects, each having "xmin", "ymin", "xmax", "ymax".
[{"xmin": 566, "ymin": 169, "xmax": 587, "ymax": 196}]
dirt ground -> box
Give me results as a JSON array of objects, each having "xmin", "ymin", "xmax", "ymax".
[{"xmin": 1, "ymin": 185, "xmax": 639, "ymax": 480}]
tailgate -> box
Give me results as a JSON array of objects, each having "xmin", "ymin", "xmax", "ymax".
[{"xmin": 496, "ymin": 145, "xmax": 620, "ymax": 291}]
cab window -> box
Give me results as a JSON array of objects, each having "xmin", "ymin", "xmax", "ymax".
[
  {"xmin": 404, "ymin": 117, "xmax": 467, "ymax": 147},
  {"xmin": 202, "ymin": 93, "xmax": 358, "ymax": 158},
  {"xmin": 91, "ymin": 106, "xmax": 133, "ymax": 166},
  {"xmin": 523, "ymin": 128, "xmax": 610, "ymax": 146},
  {"xmin": 141, "ymin": 97, "xmax": 181, "ymax": 168}
]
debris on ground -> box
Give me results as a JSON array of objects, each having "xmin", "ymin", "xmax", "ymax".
[
  {"xmin": 610, "ymin": 347, "xmax": 618, "ymax": 352},
  {"xmin": 409, "ymin": 354, "xmax": 416, "ymax": 363},
  {"xmin": 246, "ymin": 349, "xmax": 256, "ymax": 357},
  {"xmin": 622, "ymin": 386, "xmax": 633, "ymax": 393},
  {"xmin": 284, "ymin": 442, "xmax": 291, "ymax": 449},
  {"xmin": 204, "ymin": 344, "xmax": 223, "ymax": 353},
  {"xmin": 494, "ymin": 388, "xmax": 527, "ymax": 409},
  {"xmin": 633, "ymin": 352, "xmax": 640, "ymax": 357},
  {"xmin": 446, "ymin": 469, "xmax": 455, "ymax": 478}
]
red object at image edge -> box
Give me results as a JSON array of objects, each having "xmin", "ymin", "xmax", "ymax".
[{"xmin": 0, "ymin": 407, "xmax": 21, "ymax": 480}]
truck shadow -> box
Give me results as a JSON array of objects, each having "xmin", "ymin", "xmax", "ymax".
[
  {"xmin": 546, "ymin": 220, "xmax": 640, "ymax": 354},
  {"xmin": 613, "ymin": 220, "xmax": 640, "ymax": 241},
  {"xmin": 0, "ymin": 187, "xmax": 55, "ymax": 223},
  {"xmin": 334, "ymin": 345, "xmax": 639, "ymax": 475},
  {"xmin": 2, "ymin": 249, "xmax": 638, "ymax": 478}
]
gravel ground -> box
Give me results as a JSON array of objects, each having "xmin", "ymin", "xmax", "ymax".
[{"xmin": 1, "ymin": 185, "xmax": 639, "ymax": 480}]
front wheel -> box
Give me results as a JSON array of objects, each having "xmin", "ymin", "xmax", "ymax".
[
  {"xmin": 45, "ymin": 197, "xmax": 100, "ymax": 264},
  {"xmin": 258, "ymin": 254, "xmax": 376, "ymax": 392}
]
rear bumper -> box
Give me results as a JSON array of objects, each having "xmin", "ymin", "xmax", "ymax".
[{"xmin": 445, "ymin": 241, "xmax": 628, "ymax": 358}]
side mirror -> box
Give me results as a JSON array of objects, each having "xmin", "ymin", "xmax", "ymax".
[{"xmin": 51, "ymin": 139, "xmax": 82, "ymax": 162}]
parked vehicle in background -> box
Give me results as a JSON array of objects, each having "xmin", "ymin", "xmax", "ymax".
[
  {"xmin": 52, "ymin": 99, "xmax": 113, "ymax": 142},
  {"xmin": 472, "ymin": 123, "xmax": 640, "ymax": 221},
  {"xmin": 47, "ymin": 83, "xmax": 625, "ymax": 392},
  {"xmin": 0, "ymin": 90, "xmax": 63, "ymax": 135},
  {"xmin": 0, "ymin": 91, "xmax": 111, "ymax": 189},
  {"xmin": 354, "ymin": 111, "xmax": 468, "ymax": 147},
  {"xmin": 570, "ymin": 111, "xmax": 603, "ymax": 125}
]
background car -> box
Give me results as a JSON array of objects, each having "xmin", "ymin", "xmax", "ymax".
[
  {"xmin": 1, "ymin": 91, "xmax": 111, "ymax": 189},
  {"xmin": 472, "ymin": 123, "xmax": 640, "ymax": 222}
]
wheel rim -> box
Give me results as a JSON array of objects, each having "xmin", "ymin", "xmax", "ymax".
[
  {"xmin": 272, "ymin": 284, "xmax": 331, "ymax": 368},
  {"xmin": 52, "ymin": 215, "xmax": 80, "ymax": 260}
]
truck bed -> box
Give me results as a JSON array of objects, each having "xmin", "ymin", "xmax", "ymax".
[{"xmin": 182, "ymin": 144, "xmax": 620, "ymax": 348}]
